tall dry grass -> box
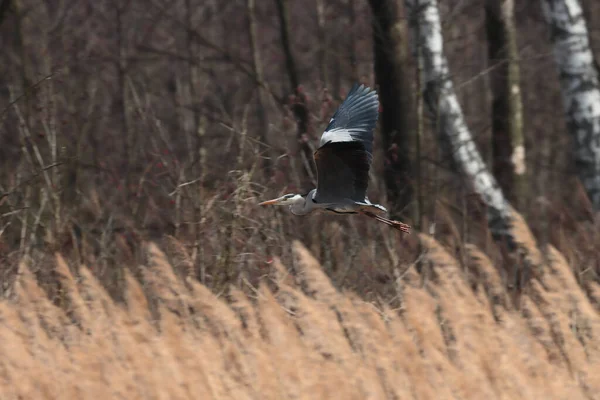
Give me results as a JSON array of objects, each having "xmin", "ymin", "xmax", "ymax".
[{"xmin": 2, "ymin": 228, "xmax": 600, "ymax": 399}]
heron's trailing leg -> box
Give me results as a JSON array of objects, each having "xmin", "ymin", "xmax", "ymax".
[{"xmin": 361, "ymin": 211, "xmax": 411, "ymax": 233}]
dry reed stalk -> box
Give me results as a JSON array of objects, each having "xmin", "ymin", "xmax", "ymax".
[
  {"xmin": 433, "ymin": 200, "xmax": 464, "ymax": 252},
  {"xmin": 256, "ymin": 282, "xmax": 321, "ymax": 398},
  {"xmin": 226, "ymin": 287, "xmax": 283, "ymax": 400},
  {"xmin": 421, "ymin": 233, "xmax": 569, "ymax": 398},
  {"xmin": 418, "ymin": 234, "xmax": 502, "ymax": 398},
  {"xmin": 277, "ymin": 282, "xmax": 385, "ymax": 399},
  {"xmin": 77, "ymin": 265, "xmax": 118, "ymax": 320},
  {"xmin": 124, "ymin": 269, "xmax": 151, "ymax": 324},
  {"xmin": 271, "ymin": 256, "xmax": 296, "ymax": 289},
  {"xmin": 434, "ymin": 283, "xmax": 500, "ymax": 399},
  {"xmin": 114, "ymin": 297, "xmax": 174, "ymax": 397},
  {"xmin": 155, "ymin": 307, "xmax": 215, "ymax": 399},
  {"xmin": 520, "ymin": 292, "xmax": 565, "ymax": 365},
  {"xmin": 291, "ymin": 237, "xmax": 408, "ymax": 380},
  {"xmin": 75, "ymin": 265, "xmax": 146, "ymax": 389},
  {"xmin": 402, "ymin": 283, "xmax": 446, "ymax": 356},
  {"xmin": 544, "ymin": 246, "xmax": 600, "ymax": 362},
  {"xmin": 291, "ymin": 240, "xmax": 339, "ymax": 301},
  {"xmin": 3, "ymin": 237, "xmax": 600, "ymax": 399},
  {"xmin": 162, "ymin": 235, "xmax": 195, "ymax": 282},
  {"xmin": 523, "ymin": 245, "xmax": 600, "ymax": 396},
  {"xmin": 382, "ymin": 303, "xmax": 438, "ymax": 400},
  {"xmin": 7, "ymin": 263, "xmax": 83, "ymax": 398},
  {"xmin": 0, "ymin": 306, "xmax": 70, "ymax": 398},
  {"xmin": 54, "ymin": 252, "xmax": 92, "ymax": 328},
  {"xmin": 278, "ymin": 281, "xmax": 372, "ymax": 385},
  {"xmin": 290, "ymin": 241, "xmax": 373, "ymax": 363},
  {"xmin": 15, "ymin": 261, "xmax": 70, "ymax": 338},
  {"xmin": 464, "ymin": 243, "xmax": 509, "ymax": 314},
  {"xmin": 497, "ymin": 311, "xmax": 562, "ymax": 397},
  {"xmin": 528, "ymin": 279, "xmax": 588, "ymax": 373},
  {"xmin": 188, "ymin": 280, "xmax": 244, "ymax": 343},
  {"xmin": 585, "ymin": 282, "xmax": 600, "ymax": 313},
  {"xmin": 415, "ymin": 232, "xmax": 590, "ymax": 399},
  {"xmin": 142, "ymin": 242, "xmax": 192, "ymax": 323},
  {"xmin": 506, "ymin": 209, "xmax": 544, "ymax": 282},
  {"xmin": 399, "ymin": 284, "xmax": 461, "ymax": 399},
  {"xmin": 326, "ymin": 221, "xmax": 343, "ymax": 272},
  {"xmin": 349, "ymin": 297, "xmax": 417, "ymax": 399},
  {"xmin": 60, "ymin": 268, "xmax": 136, "ymax": 398},
  {"xmin": 228, "ymin": 285, "xmax": 260, "ymax": 338}
]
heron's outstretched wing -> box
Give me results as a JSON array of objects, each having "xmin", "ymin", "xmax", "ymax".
[
  {"xmin": 320, "ymin": 83, "xmax": 379, "ymax": 153},
  {"xmin": 313, "ymin": 83, "xmax": 379, "ymax": 203}
]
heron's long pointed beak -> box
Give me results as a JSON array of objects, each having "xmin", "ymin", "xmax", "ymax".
[{"xmin": 258, "ymin": 198, "xmax": 282, "ymax": 206}]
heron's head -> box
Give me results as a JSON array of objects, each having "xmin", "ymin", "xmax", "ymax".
[{"xmin": 258, "ymin": 193, "xmax": 305, "ymax": 207}]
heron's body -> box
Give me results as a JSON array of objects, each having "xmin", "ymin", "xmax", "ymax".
[
  {"xmin": 285, "ymin": 189, "xmax": 387, "ymax": 216},
  {"xmin": 259, "ymin": 83, "xmax": 410, "ymax": 233}
]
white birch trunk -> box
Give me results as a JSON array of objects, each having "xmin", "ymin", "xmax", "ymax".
[
  {"xmin": 542, "ymin": 0, "xmax": 600, "ymax": 211},
  {"xmin": 405, "ymin": 0, "xmax": 513, "ymax": 240}
]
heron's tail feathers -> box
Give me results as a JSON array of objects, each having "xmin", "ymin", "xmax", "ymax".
[
  {"xmin": 370, "ymin": 203, "xmax": 388, "ymax": 214},
  {"xmin": 357, "ymin": 202, "xmax": 388, "ymax": 215}
]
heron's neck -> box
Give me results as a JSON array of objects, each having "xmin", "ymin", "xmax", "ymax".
[{"xmin": 289, "ymin": 190, "xmax": 316, "ymax": 216}]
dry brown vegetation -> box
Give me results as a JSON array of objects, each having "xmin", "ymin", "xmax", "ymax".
[
  {"xmin": 1, "ymin": 226, "xmax": 600, "ymax": 399},
  {"xmin": 3, "ymin": 1, "xmax": 600, "ymax": 398}
]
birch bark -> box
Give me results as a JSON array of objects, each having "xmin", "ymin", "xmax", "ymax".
[
  {"xmin": 404, "ymin": 0, "xmax": 513, "ymax": 241},
  {"xmin": 486, "ymin": 0, "xmax": 525, "ymax": 206},
  {"xmin": 542, "ymin": 0, "xmax": 600, "ymax": 211}
]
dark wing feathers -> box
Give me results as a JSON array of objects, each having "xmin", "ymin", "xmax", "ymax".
[
  {"xmin": 321, "ymin": 83, "xmax": 379, "ymax": 153},
  {"xmin": 314, "ymin": 142, "xmax": 373, "ymax": 203},
  {"xmin": 314, "ymin": 83, "xmax": 379, "ymax": 203}
]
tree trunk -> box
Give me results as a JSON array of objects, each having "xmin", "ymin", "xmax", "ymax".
[
  {"xmin": 274, "ymin": 0, "xmax": 299, "ymax": 91},
  {"xmin": 404, "ymin": 0, "xmax": 513, "ymax": 242},
  {"xmin": 315, "ymin": 0, "xmax": 329, "ymax": 88},
  {"xmin": 274, "ymin": 0, "xmax": 315, "ymax": 188},
  {"xmin": 182, "ymin": 0, "xmax": 197, "ymax": 167},
  {"xmin": 542, "ymin": 0, "xmax": 600, "ymax": 212},
  {"xmin": 247, "ymin": 0, "xmax": 272, "ymax": 178},
  {"xmin": 0, "ymin": 0, "xmax": 11, "ymax": 28},
  {"xmin": 348, "ymin": 0, "xmax": 359, "ymax": 83},
  {"xmin": 114, "ymin": 0, "xmax": 132, "ymax": 184},
  {"xmin": 404, "ymin": 0, "xmax": 550, "ymax": 295},
  {"xmin": 369, "ymin": 0, "xmax": 413, "ymax": 220},
  {"xmin": 485, "ymin": 0, "xmax": 525, "ymax": 207}
]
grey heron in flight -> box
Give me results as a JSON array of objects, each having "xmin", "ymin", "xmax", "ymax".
[{"xmin": 259, "ymin": 83, "xmax": 410, "ymax": 233}]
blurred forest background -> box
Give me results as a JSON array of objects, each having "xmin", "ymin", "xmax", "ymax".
[
  {"xmin": 0, "ymin": 0, "xmax": 598, "ymax": 300},
  {"xmin": 4, "ymin": 0, "xmax": 600, "ymax": 398}
]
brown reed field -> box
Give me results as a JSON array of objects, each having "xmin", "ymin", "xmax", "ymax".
[
  {"xmin": 2, "ymin": 207, "xmax": 600, "ymax": 399},
  {"xmin": 3, "ymin": 2, "xmax": 600, "ymax": 398}
]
